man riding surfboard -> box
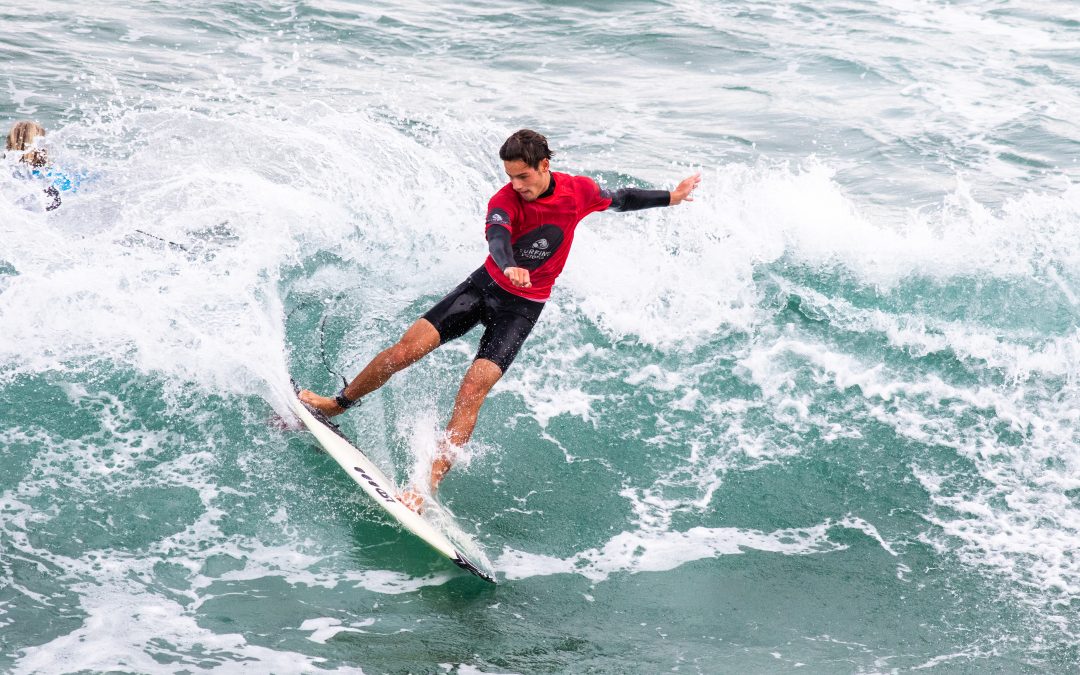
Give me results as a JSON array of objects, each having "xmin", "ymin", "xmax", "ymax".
[{"xmin": 299, "ymin": 129, "xmax": 700, "ymax": 511}]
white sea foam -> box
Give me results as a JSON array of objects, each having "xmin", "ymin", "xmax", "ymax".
[
  {"xmin": 0, "ymin": 98, "xmax": 504, "ymax": 413},
  {"xmin": 13, "ymin": 581, "xmax": 360, "ymax": 675},
  {"xmin": 3, "ymin": 0, "xmax": 1079, "ymax": 667},
  {"xmin": 739, "ymin": 330, "xmax": 1080, "ymax": 615},
  {"xmin": 678, "ymin": 0, "xmax": 1080, "ymax": 193},
  {"xmin": 6, "ymin": 109, "xmax": 1075, "ymax": 630},
  {"xmin": 0, "ymin": 98, "xmax": 514, "ymax": 672},
  {"xmin": 2, "ymin": 478, "xmax": 381, "ymax": 674},
  {"xmin": 560, "ymin": 161, "xmax": 1080, "ymax": 353},
  {"xmin": 0, "ymin": 395, "xmax": 457, "ymax": 675},
  {"xmin": 496, "ymin": 517, "xmax": 891, "ymax": 583},
  {"xmin": 300, "ymin": 616, "xmax": 375, "ymax": 644},
  {"xmin": 769, "ymin": 276, "xmax": 1080, "ymax": 382}
]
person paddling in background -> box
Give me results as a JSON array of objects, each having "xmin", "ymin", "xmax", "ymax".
[
  {"xmin": 299, "ymin": 129, "xmax": 700, "ymax": 512},
  {"xmin": 6, "ymin": 120, "xmax": 78, "ymax": 211}
]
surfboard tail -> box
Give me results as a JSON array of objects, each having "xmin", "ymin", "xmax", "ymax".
[{"xmin": 453, "ymin": 553, "xmax": 497, "ymax": 584}]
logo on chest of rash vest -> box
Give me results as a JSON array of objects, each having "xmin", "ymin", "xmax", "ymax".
[{"xmin": 513, "ymin": 224, "xmax": 564, "ymax": 269}]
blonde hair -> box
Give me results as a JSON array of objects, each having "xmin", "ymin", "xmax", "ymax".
[{"xmin": 6, "ymin": 120, "xmax": 48, "ymax": 166}]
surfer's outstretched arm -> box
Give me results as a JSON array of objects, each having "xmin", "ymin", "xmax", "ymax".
[
  {"xmin": 299, "ymin": 318, "xmax": 442, "ymax": 416},
  {"xmin": 601, "ymin": 172, "xmax": 700, "ymax": 211}
]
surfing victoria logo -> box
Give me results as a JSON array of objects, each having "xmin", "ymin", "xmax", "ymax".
[{"xmin": 514, "ymin": 224, "xmax": 563, "ymax": 264}]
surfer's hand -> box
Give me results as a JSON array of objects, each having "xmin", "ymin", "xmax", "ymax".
[
  {"xmin": 299, "ymin": 389, "xmax": 345, "ymax": 416},
  {"xmin": 504, "ymin": 267, "xmax": 532, "ymax": 288},
  {"xmin": 669, "ymin": 172, "xmax": 701, "ymax": 205}
]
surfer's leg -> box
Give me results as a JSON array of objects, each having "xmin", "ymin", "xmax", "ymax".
[
  {"xmin": 432, "ymin": 357, "xmax": 504, "ymax": 490},
  {"xmin": 430, "ymin": 307, "xmax": 538, "ymax": 489},
  {"xmin": 398, "ymin": 358, "xmax": 502, "ymax": 513},
  {"xmin": 399, "ymin": 294, "xmax": 539, "ymax": 510},
  {"xmin": 298, "ymin": 318, "xmax": 442, "ymax": 415},
  {"xmin": 349, "ymin": 318, "xmax": 442, "ymax": 392},
  {"xmin": 300, "ymin": 277, "xmax": 485, "ymax": 416},
  {"xmin": 436, "ymin": 306, "xmax": 538, "ymax": 465},
  {"xmin": 356, "ymin": 276, "xmax": 489, "ymax": 395}
]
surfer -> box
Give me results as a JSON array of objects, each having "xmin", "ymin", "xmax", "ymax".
[
  {"xmin": 299, "ymin": 129, "xmax": 700, "ymax": 511},
  {"xmin": 5, "ymin": 120, "xmax": 78, "ymax": 211}
]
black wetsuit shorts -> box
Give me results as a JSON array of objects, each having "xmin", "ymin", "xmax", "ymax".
[{"xmin": 422, "ymin": 267, "xmax": 545, "ymax": 372}]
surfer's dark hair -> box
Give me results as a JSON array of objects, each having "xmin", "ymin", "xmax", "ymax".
[{"xmin": 499, "ymin": 129, "xmax": 554, "ymax": 169}]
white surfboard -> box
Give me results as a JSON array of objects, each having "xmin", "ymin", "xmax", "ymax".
[{"xmin": 287, "ymin": 384, "xmax": 496, "ymax": 583}]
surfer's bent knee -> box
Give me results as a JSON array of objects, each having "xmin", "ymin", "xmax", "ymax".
[{"xmin": 470, "ymin": 357, "xmax": 504, "ymax": 379}]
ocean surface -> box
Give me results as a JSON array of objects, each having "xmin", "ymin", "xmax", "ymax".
[{"xmin": 2, "ymin": 1, "xmax": 1079, "ymax": 672}]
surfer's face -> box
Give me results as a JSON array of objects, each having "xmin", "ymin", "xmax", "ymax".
[{"xmin": 504, "ymin": 158, "xmax": 550, "ymax": 202}]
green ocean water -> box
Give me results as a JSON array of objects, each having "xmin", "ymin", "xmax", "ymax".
[{"xmin": 3, "ymin": 1, "xmax": 1080, "ymax": 673}]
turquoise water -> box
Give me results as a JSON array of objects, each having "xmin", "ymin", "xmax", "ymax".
[{"xmin": 2, "ymin": 1, "xmax": 1080, "ymax": 672}]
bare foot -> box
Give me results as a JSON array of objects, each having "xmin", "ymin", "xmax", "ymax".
[
  {"xmin": 397, "ymin": 488, "xmax": 425, "ymax": 514},
  {"xmin": 298, "ymin": 389, "xmax": 345, "ymax": 417}
]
